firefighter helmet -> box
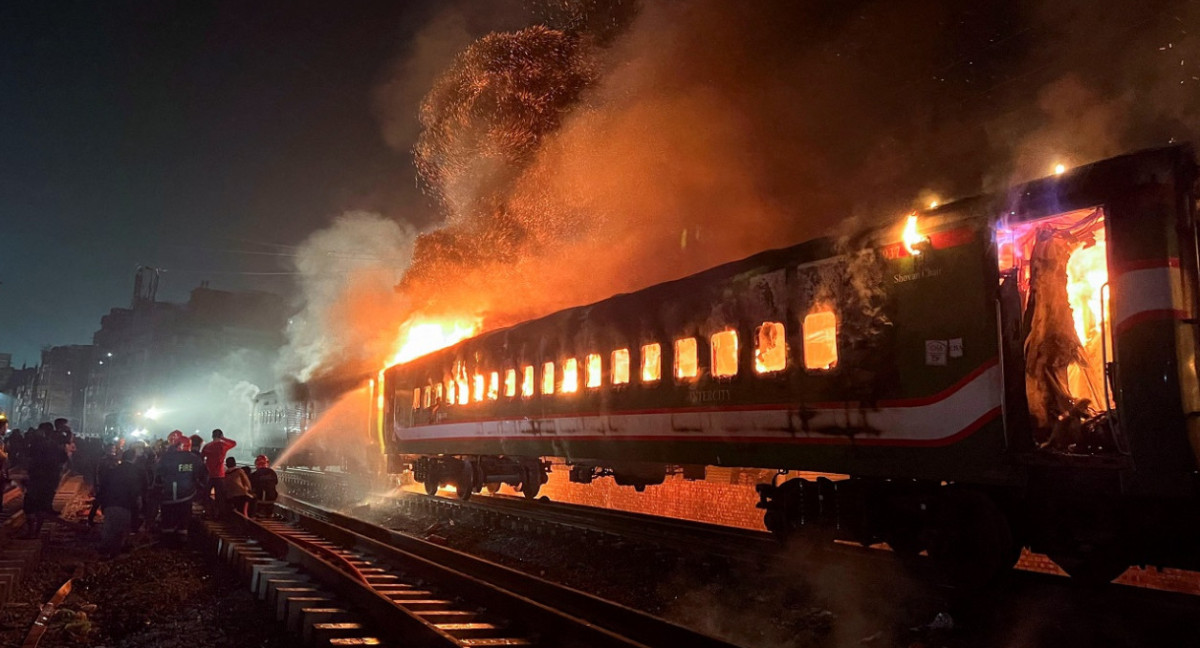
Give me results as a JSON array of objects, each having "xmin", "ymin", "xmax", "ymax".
[{"xmin": 166, "ymin": 429, "xmax": 186, "ymax": 449}]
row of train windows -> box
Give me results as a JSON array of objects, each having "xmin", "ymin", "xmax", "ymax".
[{"xmin": 409, "ymin": 311, "xmax": 838, "ymax": 410}]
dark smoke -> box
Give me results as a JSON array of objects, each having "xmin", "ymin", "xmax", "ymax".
[{"xmin": 284, "ymin": 0, "xmax": 1200, "ymax": 383}]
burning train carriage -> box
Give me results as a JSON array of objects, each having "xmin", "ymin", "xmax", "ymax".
[{"xmin": 381, "ymin": 144, "xmax": 1200, "ymax": 583}]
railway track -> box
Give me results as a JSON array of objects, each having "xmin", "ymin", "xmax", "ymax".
[{"xmin": 205, "ymin": 495, "xmax": 742, "ymax": 647}]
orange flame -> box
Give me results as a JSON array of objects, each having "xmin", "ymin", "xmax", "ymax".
[{"xmin": 386, "ymin": 318, "xmax": 481, "ymax": 369}]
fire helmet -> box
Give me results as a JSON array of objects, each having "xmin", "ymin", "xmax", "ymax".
[
  {"xmin": 166, "ymin": 430, "xmax": 186, "ymax": 449},
  {"xmin": 255, "ymin": 454, "xmax": 270, "ymax": 468}
]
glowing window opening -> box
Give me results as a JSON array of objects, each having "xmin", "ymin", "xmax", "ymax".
[
  {"xmin": 612, "ymin": 349, "xmax": 630, "ymax": 385},
  {"xmin": 412, "ymin": 388, "xmax": 421, "ymax": 411},
  {"xmin": 755, "ymin": 322, "xmax": 787, "ymax": 373},
  {"xmin": 562, "ymin": 358, "xmax": 579, "ymax": 393},
  {"xmin": 435, "ymin": 382, "xmax": 444, "ymax": 404},
  {"xmin": 803, "ymin": 309, "xmax": 838, "ymax": 370},
  {"xmin": 641, "ymin": 343, "xmax": 661, "ymax": 382},
  {"xmin": 710, "ymin": 330, "xmax": 738, "ymax": 378},
  {"xmin": 473, "ymin": 373, "xmax": 485, "ymax": 403},
  {"xmin": 445, "ymin": 379, "xmax": 456, "ymax": 405},
  {"xmin": 454, "ymin": 361, "xmax": 469, "ymax": 405},
  {"xmin": 542, "ymin": 361, "xmax": 555, "ymax": 395},
  {"xmin": 423, "ymin": 385, "xmax": 432, "ymax": 408},
  {"xmin": 488, "ymin": 372, "xmax": 499, "ymax": 400},
  {"xmin": 585, "ymin": 353, "xmax": 602, "ymax": 388},
  {"xmin": 521, "ymin": 365, "xmax": 534, "ymax": 398},
  {"xmin": 675, "ymin": 337, "xmax": 698, "ymax": 380},
  {"xmin": 505, "ymin": 369, "xmax": 517, "ymax": 398}
]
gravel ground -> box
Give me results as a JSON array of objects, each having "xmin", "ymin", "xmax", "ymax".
[
  {"xmin": 362, "ymin": 496, "xmax": 1200, "ymax": 648},
  {"xmin": 370, "ymin": 500, "xmax": 950, "ymax": 648},
  {"xmin": 0, "ymin": 490, "xmax": 289, "ymax": 648}
]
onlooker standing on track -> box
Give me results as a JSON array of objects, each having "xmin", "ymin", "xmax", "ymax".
[
  {"xmin": 223, "ymin": 456, "xmax": 253, "ymax": 517},
  {"xmin": 98, "ymin": 448, "xmax": 145, "ymax": 559},
  {"xmin": 250, "ymin": 454, "xmax": 278, "ymax": 517},
  {"xmin": 22, "ymin": 423, "xmax": 68, "ymax": 537},
  {"xmin": 87, "ymin": 443, "xmax": 121, "ymax": 526},
  {"xmin": 156, "ymin": 430, "xmax": 207, "ymax": 546},
  {"xmin": 201, "ymin": 429, "xmax": 236, "ymax": 518}
]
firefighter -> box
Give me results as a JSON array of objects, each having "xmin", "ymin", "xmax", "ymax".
[
  {"xmin": 155, "ymin": 430, "xmax": 206, "ymax": 546},
  {"xmin": 250, "ymin": 454, "xmax": 278, "ymax": 517}
]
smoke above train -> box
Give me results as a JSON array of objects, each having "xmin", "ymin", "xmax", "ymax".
[{"xmin": 278, "ymin": 0, "xmax": 1200, "ymax": 392}]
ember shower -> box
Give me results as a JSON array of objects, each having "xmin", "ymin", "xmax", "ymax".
[{"xmin": 279, "ymin": 0, "xmax": 1200, "ymax": 385}]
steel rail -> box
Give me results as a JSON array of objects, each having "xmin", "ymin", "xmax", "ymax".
[{"xmin": 277, "ymin": 495, "xmax": 744, "ymax": 648}]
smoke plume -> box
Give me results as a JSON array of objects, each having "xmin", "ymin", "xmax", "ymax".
[{"xmin": 283, "ymin": 0, "xmax": 1200, "ymax": 384}]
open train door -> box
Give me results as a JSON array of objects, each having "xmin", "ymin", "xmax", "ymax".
[{"xmin": 995, "ymin": 207, "xmax": 1122, "ymax": 455}]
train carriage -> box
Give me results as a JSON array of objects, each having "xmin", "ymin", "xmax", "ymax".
[{"xmin": 381, "ymin": 144, "xmax": 1200, "ymax": 584}]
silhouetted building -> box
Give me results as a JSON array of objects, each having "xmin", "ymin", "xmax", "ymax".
[
  {"xmin": 37, "ymin": 344, "xmax": 94, "ymax": 428},
  {"xmin": 84, "ymin": 282, "xmax": 286, "ymax": 437}
]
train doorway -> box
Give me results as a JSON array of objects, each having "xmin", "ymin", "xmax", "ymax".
[{"xmin": 996, "ymin": 207, "xmax": 1119, "ymax": 453}]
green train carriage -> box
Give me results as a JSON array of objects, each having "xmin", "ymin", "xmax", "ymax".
[{"xmin": 380, "ymin": 144, "xmax": 1200, "ymax": 584}]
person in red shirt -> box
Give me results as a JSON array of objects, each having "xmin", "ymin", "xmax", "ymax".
[{"xmin": 200, "ymin": 429, "xmax": 237, "ymax": 519}]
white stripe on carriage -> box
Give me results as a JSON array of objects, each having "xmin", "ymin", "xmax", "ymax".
[{"xmin": 397, "ymin": 364, "xmax": 1002, "ymax": 444}]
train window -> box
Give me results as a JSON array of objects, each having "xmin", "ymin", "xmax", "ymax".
[
  {"xmin": 586, "ymin": 353, "xmax": 602, "ymax": 388},
  {"xmin": 446, "ymin": 379, "xmax": 456, "ymax": 405},
  {"xmin": 456, "ymin": 368, "xmax": 469, "ymax": 405},
  {"xmin": 710, "ymin": 330, "xmax": 738, "ymax": 378},
  {"xmin": 506, "ymin": 369, "xmax": 518, "ymax": 397},
  {"xmin": 435, "ymin": 382, "xmax": 444, "ymax": 404},
  {"xmin": 562, "ymin": 358, "xmax": 579, "ymax": 393},
  {"xmin": 675, "ymin": 337, "xmax": 698, "ymax": 380},
  {"xmin": 641, "ymin": 343, "xmax": 661, "ymax": 382},
  {"xmin": 424, "ymin": 385, "xmax": 432, "ymax": 408},
  {"xmin": 412, "ymin": 388, "xmax": 421, "ymax": 410},
  {"xmin": 542, "ymin": 362, "xmax": 556, "ymax": 395},
  {"xmin": 473, "ymin": 373, "xmax": 485, "ymax": 403},
  {"xmin": 612, "ymin": 349, "xmax": 630, "ymax": 385},
  {"xmin": 488, "ymin": 372, "xmax": 500, "ymax": 400},
  {"xmin": 522, "ymin": 365, "xmax": 534, "ymax": 398},
  {"xmin": 755, "ymin": 322, "xmax": 786, "ymax": 373},
  {"xmin": 803, "ymin": 309, "xmax": 838, "ymax": 370}
]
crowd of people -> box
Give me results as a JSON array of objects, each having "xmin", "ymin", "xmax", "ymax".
[{"xmin": 0, "ymin": 414, "xmax": 279, "ymax": 559}]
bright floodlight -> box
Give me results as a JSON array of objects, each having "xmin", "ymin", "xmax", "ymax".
[
  {"xmin": 1054, "ymin": 163, "xmax": 1066, "ymax": 175},
  {"xmin": 144, "ymin": 406, "xmax": 163, "ymax": 421}
]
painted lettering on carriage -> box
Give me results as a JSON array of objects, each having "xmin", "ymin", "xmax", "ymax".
[
  {"xmin": 688, "ymin": 389, "xmax": 732, "ymax": 404},
  {"xmin": 893, "ymin": 267, "xmax": 943, "ymax": 284}
]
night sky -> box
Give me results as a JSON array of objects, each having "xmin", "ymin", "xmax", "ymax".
[
  {"xmin": 0, "ymin": 1, "xmax": 461, "ymax": 366},
  {"xmin": 2, "ymin": 1, "xmax": 1195, "ymax": 368}
]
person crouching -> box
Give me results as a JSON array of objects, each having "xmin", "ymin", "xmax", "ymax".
[
  {"xmin": 250, "ymin": 455, "xmax": 278, "ymax": 517},
  {"xmin": 223, "ymin": 457, "xmax": 253, "ymax": 517}
]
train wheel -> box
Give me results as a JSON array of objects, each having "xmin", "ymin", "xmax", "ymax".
[
  {"xmin": 456, "ymin": 463, "xmax": 474, "ymax": 501},
  {"xmin": 926, "ymin": 490, "xmax": 1015, "ymax": 587},
  {"xmin": 485, "ymin": 482, "xmax": 501, "ymax": 494},
  {"xmin": 520, "ymin": 467, "xmax": 541, "ymax": 499}
]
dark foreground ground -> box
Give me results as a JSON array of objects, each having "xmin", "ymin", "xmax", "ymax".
[
  {"xmin": 366, "ymin": 494, "xmax": 1200, "ymax": 648},
  {"xmin": 0, "ymin": 492, "xmax": 288, "ymax": 648}
]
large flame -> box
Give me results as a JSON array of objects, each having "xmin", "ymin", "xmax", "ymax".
[
  {"xmin": 1065, "ymin": 227, "xmax": 1109, "ymax": 405},
  {"xmin": 386, "ymin": 318, "xmax": 481, "ymax": 369}
]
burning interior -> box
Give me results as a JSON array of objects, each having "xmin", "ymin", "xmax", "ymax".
[{"xmin": 996, "ymin": 207, "xmax": 1116, "ymax": 452}]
